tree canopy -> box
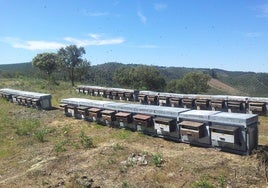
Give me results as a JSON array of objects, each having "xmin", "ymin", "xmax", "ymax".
[
  {"xmin": 113, "ymin": 65, "xmax": 166, "ymax": 91},
  {"xmin": 58, "ymin": 45, "xmax": 87, "ymax": 86},
  {"xmin": 166, "ymin": 72, "xmax": 211, "ymax": 94},
  {"xmin": 32, "ymin": 52, "xmax": 59, "ymax": 81}
]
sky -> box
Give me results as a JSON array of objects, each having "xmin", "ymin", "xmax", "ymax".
[{"xmin": 0, "ymin": 0, "xmax": 268, "ymax": 73}]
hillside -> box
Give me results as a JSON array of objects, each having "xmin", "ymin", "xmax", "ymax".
[
  {"xmin": 0, "ymin": 78, "xmax": 268, "ymax": 187},
  {"xmin": 0, "ymin": 62, "xmax": 267, "ymax": 97},
  {"xmin": 208, "ymin": 78, "xmax": 243, "ymax": 96}
]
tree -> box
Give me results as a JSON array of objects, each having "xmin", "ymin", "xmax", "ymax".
[
  {"xmin": 58, "ymin": 45, "xmax": 86, "ymax": 86},
  {"xmin": 166, "ymin": 72, "xmax": 211, "ymax": 94},
  {"xmin": 113, "ymin": 67, "xmax": 137, "ymax": 88},
  {"xmin": 113, "ymin": 65, "xmax": 166, "ymax": 91},
  {"xmin": 179, "ymin": 72, "xmax": 211, "ymax": 94},
  {"xmin": 75, "ymin": 59, "xmax": 91, "ymax": 82},
  {"xmin": 135, "ymin": 65, "xmax": 166, "ymax": 91},
  {"xmin": 32, "ymin": 52, "xmax": 59, "ymax": 82}
]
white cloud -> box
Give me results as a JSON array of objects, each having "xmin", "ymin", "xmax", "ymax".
[
  {"xmin": 1, "ymin": 34, "xmax": 125, "ymax": 50},
  {"xmin": 64, "ymin": 36, "xmax": 124, "ymax": 46},
  {"xmin": 1, "ymin": 37, "xmax": 65, "ymax": 50},
  {"xmin": 137, "ymin": 11, "xmax": 147, "ymax": 24},
  {"xmin": 256, "ymin": 4, "xmax": 268, "ymax": 18},
  {"xmin": 88, "ymin": 33, "xmax": 101, "ymax": 39},
  {"xmin": 153, "ymin": 3, "xmax": 167, "ymax": 11}
]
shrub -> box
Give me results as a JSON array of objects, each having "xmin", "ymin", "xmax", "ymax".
[
  {"xmin": 54, "ymin": 141, "xmax": 67, "ymax": 153},
  {"xmin": 79, "ymin": 131, "xmax": 94, "ymax": 149},
  {"xmin": 152, "ymin": 153, "xmax": 164, "ymax": 167},
  {"xmin": 33, "ymin": 129, "xmax": 47, "ymax": 142},
  {"xmin": 112, "ymin": 143, "xmax": 123, "ymax": 151},
  {"xmin": 122, "ymin": 180, "xmax": 130, "ymax": 188},
  {"xmin": 192, "ymin": 176, "xmax": 214, "ymax": 188},
  {"xmin": 217, "ymin": 175, "xmax": 226, "ymax": 188}
]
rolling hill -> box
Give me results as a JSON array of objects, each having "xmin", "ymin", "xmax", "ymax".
[{"xmin": 0, "ymin": 62, "xmax": 267, "ymax": 97}]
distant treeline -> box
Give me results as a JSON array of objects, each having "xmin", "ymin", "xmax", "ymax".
[{"xmin": 1, "ymin": 61, "xmax": 268, "ymax": 97}]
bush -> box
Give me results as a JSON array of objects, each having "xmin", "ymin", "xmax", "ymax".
[
  {"xmin": 217, "ymin": 175, "xmax": 226, "ymax": 188},
  {"xmin": 192, "ymin": 176, "xmax": 214, "ymax": 188},
  {"xmin": 79, "ymin": 131, "xmax": 94, "ymax": 149},
  {"xmin": 33, "ymin": 129, "xmax": 47, "ymax": 142},
  {"xmin": 112, "ymin": 143, "xmax": 123, "ymax": 151},
  {"xmin": 54, "ymin": 141, "xmax": 67, "ymax": 153},
  {"xmin": 152, "ymin": 153, "xmax": 164, "ymax": 167}
]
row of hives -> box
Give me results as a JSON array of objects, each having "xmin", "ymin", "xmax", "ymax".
[
  {"xmin": 0, "ymin": 88, "xmax": 52, "ymax": 109},
  {"xmin": 60, "ymin": 97, "xmax": 259, "ymax": 155},
  {"xmin": 76, "ymin": 85, "xmax": 268, "ymax": 115},
  {"xmin": 0, "ymin": 88, "xmax": 259, "ymax": 155}
]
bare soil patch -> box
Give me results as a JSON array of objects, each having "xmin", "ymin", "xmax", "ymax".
[{"xmin": 0, "ymin": 99, "xmax": 268, "ymax": 187}]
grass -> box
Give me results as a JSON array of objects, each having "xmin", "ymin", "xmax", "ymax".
[
  {"xmin": 0, "ymin": 77, "xmax": 268, "ymax": 187},
  {"xmin": 15, "ymin": 118, "xmax": 40, "ymax": 136},
  {"xmin": 192, "ymin": 176, "xmax": 214, "ymax": 188},
  {"xmin": 79, "ymin": 131, "xmax": 94, "ymax": 149}
]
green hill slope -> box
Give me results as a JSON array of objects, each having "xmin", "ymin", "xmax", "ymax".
[{"xmin": 0, "ymin": 62, "xmax": 267, "ymax": 97}]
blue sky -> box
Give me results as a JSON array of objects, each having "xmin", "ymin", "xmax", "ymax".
[{"xmin": 1, "ymin": 0, "xmax": 268, "ymax": 73}]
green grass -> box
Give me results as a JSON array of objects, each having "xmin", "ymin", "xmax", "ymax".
[
  {"xmin": 0, "ymin": 77, "xmax": 268, "ymax": 187},
  {"xmin": 16, "ymin": 118, "xmax": 40, "ymax": 136}
]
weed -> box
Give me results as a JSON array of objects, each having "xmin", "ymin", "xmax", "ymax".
[
  {"xmin": 108, "ymin": 157, "xmax": 116, "ymax": 165},
  {"xmin": 79, "ymin": 131, "xmax": 94, "ymax": 149},
  {"xmin": 54, "ymin": 141, "xmax": 67, "ymax": 153},
  {"xmin": 72, "ymin": 142, "xmax": 79, "ymax": 149},
  {"xmin": 112, "ymin": 143, "xmax": 123, "ymax": 151},
  {"xmin": 118, "ymin": 165, "xmax": 128, "ymax": 174},
  {"xmin": 33, "ymin": 129, "xmax": 48, "ymax": 142},
  {"xmin": 152, "ymin": 153, "xmax": 164, "ymax": 167},
  {"xmin": 61, "ymin": 126, "xmax": 71, "ymax": 136},
  {"xmin": 217, "ymin": 175, "xmax": 226, "ymax": 188},
  {"xmin": 122, "ymin": 180, "xmax": 130, "ymax": 188},
  {"xmin": 192, "ymin": 176, "xmax": 214, "ymax": 188}
]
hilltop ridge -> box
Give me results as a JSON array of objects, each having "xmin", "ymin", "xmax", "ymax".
[{"xmin": 0, "ymin": 62, "xmax": 267, "ymax": 97}]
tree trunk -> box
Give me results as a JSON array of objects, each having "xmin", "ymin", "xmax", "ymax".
[{"xmin": 71, "ymin": 67, "xmax": 75, "ymax": 86}]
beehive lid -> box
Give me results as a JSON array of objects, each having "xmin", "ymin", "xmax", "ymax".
[
  {"xmin": 77, "ymin": 106, "xmax": 89, "ymax": 110},
  {"xmin": 104, "ymin": 102, "xmax": 125, "ymax": 111},
  {"xmin": 179, "ymin": 110, "xmax": 221, "ymax": 121},
  {"xmin": 60, "ymin": 98, "xmax": 81, "ymax": 106},
  {"xmin": 210, "ymin": 124, "xmax": 239, "ymax": 131},
  {"xmin": 117, "ymin": 103, "xmax": 141, "ymax": 113},
  {"xmin": 209, "ymin": 112, "xmax": 258, "ymax": 126},
  {"xmin": 227, "ymin": 96, "xmax": 248, "ymax": 101},
  {"xmin": 101, "ymin": 110, "xmax": 115, "ymax": 115},
  {"xmin": 169, "ymin": 93, "xmax": 184, "ymax": 99},
  {"xmin": 133, "ymin": 114, "xmax": 151, "ymax": 120},
  {"xmin": 116, "ymin": 112, "xmax": 131, "ymax": 117},
  {"xmin": 154, "ymin": 117, "xmax": 174, "ymax": 123},
  {"xmin": 210, "ymin": 95, "xmax": 227, "ymax": 100},
  {"xmin": 179, "ymin": 120, "xmax": 204, "ymax": 127},
  {"xmin": 0, "ymin": 88, "xmax": 51, "ymax": 99},
  {"xmin": 154, "ymin": 106, "xmax": 189, "ymax": 118},
  {"xmin": 89, "ymin": 108, "xmax": 101, "ymax": 112},
  {"xmin": 139, "ymin": 90, "xmax": 159, "ymax": 96},
  {"xmin": 248, "ymin": 97, "xmax": 268, "ymax": 103}
]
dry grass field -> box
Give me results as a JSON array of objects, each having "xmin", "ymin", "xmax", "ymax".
[{"xmin": 0, "ymin": 78, "xmax": 268, "ymax": 187}]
